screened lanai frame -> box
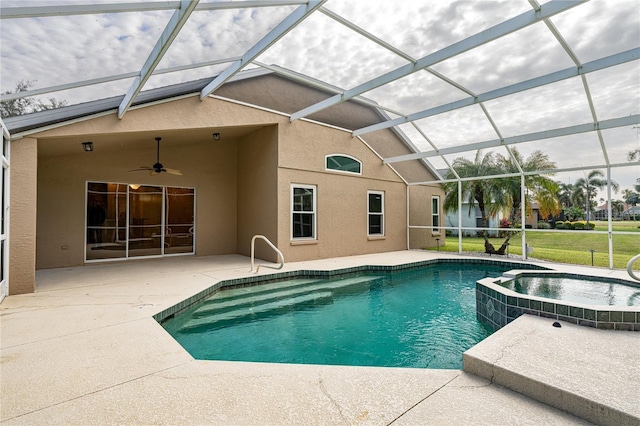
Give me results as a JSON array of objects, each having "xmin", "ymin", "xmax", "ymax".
[{"xmin": 0, "ymin": 0, "xmax": 639, "ymax": 271}]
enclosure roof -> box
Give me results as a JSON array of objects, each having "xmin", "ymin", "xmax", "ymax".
[{"xmin": 1, "ymin": 0, "xmax": 639, "ymax": 191}]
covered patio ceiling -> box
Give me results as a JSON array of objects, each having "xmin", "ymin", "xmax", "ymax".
[{"xmin": 1, "ymin": 0, "xmax": 639, "ymax": 191}]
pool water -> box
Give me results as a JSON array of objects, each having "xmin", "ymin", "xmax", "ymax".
[
  {"xmin": 162, "ymin": 263, "xmax": 511, "ymax": 369},
  {"xmin": 503, "ymin": 276, "xmax": 640, "ymax": 307}
]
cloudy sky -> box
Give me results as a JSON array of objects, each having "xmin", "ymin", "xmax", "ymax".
[{"xmin": 1, "ymin": 0, "xmax": 639, "ymax": 197}]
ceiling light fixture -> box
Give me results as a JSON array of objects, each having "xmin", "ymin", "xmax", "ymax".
[
  {"xmin": 212, "ymin": 133, "xmax": 220, "ymax": 141},
  {"xmin": 82, "ymin": 141, "xmax": 93, "ymax": 152}
]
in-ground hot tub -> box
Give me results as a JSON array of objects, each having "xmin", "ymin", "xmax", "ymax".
[{"xmin": 476, "ymin": 270, "xmax": 640, "ymax": 331}]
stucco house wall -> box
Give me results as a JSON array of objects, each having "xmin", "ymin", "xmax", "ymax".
[{"xmin": 7, "ymin": 72, "xmax": 445, "ymax": 294}]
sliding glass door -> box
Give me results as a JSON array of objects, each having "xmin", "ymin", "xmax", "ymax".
[
  {"xmin": 165, "ymin": 187, "xmax": 195, "ymax": 255},
  {"xmin": 86, "ymin": 182, "xmax": 194, "ymax": 261},
  {"xmin": 128, "ymin": 185, "xmax": 163, "ymax": 258}
]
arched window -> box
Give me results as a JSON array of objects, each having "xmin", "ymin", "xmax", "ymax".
[{"xmin": 325, "ymin": 154, "xmax": 362, "ymax": 175}]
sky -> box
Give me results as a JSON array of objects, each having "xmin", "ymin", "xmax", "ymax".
[{"xmin": 1, "ymin": 0, "xmax": 639, "ymax": 199}]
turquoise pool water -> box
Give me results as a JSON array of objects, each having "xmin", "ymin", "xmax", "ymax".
[
  {"xmin": 162, "ymin": 263, "xmax": 512, "ymax": 369},
  {"xmin": 503, "ymin": 276, "xmax": 640, "ymax": 307}
]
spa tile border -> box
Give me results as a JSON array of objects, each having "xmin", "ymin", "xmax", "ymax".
[{"xmin": 476, "ymin": 272, "xmax": 640, "ymax": 332}]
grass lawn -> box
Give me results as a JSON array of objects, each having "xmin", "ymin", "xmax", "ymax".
[{"xmin": 430, "ymin": 220, "xmax": 640, "ymax": 270}]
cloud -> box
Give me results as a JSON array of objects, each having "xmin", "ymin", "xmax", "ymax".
[{"xmin": 0, "ymin": 0, "xmax": 638, "ymax": 191}]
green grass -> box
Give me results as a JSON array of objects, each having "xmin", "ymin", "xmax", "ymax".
[{"xmin": 430, "ymin": 220, "xmax": 640, "ymax": 270}]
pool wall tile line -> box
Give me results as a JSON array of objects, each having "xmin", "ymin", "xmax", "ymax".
[
  {"xmin": 155, "ymin": 258, "xmax": 548, "ymax": 322},
  {"xmin": 476, "ymin": 275, "xmax": 640, "ymax": 332}
]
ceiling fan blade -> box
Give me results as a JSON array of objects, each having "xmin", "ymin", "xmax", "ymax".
[
  {"xmin": 150, "ymin": 170, "xmax": 159, "ymax": 176},
  {"xmin": 129, "ymin": 167, "xmax": 152, "ymax": 172},
  {"xmin": 164, "ymin": 168, "xmax": 183, "ymax": 176}
]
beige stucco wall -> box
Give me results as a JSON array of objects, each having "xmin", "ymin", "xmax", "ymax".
[
  {"xmin": 9, "ymin": 83, "xmax": 444, "ymax": 293},
  {"xmin": 276, "ymin": 120, "xmax": 409, "ymax": 262},
  {"xmin": 236, "ymin": 125, "xmax": 279, "ymax": 261},
  {"xmin": 408, "ymin": 184, "xmax": 446, "ymax": 249},
  {"xmin": 9, "ymin": 138, "xmax": 37, "ymax": 294}
]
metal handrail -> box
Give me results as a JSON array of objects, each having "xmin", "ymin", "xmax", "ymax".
[
  {"xmin": 627, "ymin": 254, "xmax": 640, "ymax": 282},
  {"xmin": 250, "ymin": 235, "xmax": 284, "ymax": 273}
]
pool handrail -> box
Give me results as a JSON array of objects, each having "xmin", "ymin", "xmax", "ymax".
[
  {"xmin": 627, "ymin": 253, "xmax": 640, "ymax": 282},
  {"xmin": 250, "ymin": 235, "xmax": 285, "ymax": 273}
]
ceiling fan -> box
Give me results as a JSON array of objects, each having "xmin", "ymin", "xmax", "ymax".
[{"xmin": 130, "ymin": 137, "xmax": 183, "ymax": 176}]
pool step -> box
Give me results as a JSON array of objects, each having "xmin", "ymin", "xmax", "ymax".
[
  {"xmin": 193, "ymin": 275, "xmax": 383, "ymax": 317},
  {"xmin": 179, "ymin": 291, "xmax": 334, "ymax": 333},
  {"xmin": 202, "ymin": 278, "xmax": 324, "ymax": 304}
]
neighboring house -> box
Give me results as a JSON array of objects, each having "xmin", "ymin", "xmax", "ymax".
[
  {"xmin": 594, "ymin": 202, "xmax": 609, "ymax": 220},
  {"xmin": 525, "ymin": 203, "xmax": 540, "ymax": 229},
  {"xmin": 622, "ymin": 206, "xmax": 640, "ymax": 220},
  {"xmin": 444, "ymin": 201, "xmax": 541, "ymax": 236},
  {"xmin": 444, "ymin": 203, "xmax": 503, "ymax": 237},
  {"xmin": 4, "ymin": 68, "xmax": 444, "ymax": 295}
]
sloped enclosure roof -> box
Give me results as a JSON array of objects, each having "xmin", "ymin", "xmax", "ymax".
[{"xmin": 1, "ymin": 0, "xmax": 639, "ymax": 190}]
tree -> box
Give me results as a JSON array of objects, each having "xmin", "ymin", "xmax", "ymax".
[
  {"xmin": 623, "ymin": 189, "xmax": 640, "ymax": 206},
  {"xmin": 571, "ymin": 170, "xmax": 619, "ymax": 225},
  {"xmin": 1, "ymin": 80, "xmax": 67, "ymax": 118},
  {"xmin": 564, "ymin": 206, "xmax": 585, "ymax": 221},
  {"xmin": 497, "ymin": 148, "xmax": 560, "ymax": 223},
  {"xmin": 444, "ymin": 149, "xmax": 563, "ymax": 255},
  {"xmin": 443, "ymin": 151, "xmax": 508, "ymax": 254},
  {"xmin": 611, "ymin": 200, "xmax": 625, "ymax": 218},
  {"xmin": 557, "ymin": 182, "xmax": 575, "ymax": 209}
]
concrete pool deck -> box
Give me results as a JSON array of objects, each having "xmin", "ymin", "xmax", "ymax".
[{"xmin": 1, "ymin": 251, "xmax": 638, "ymax": 425}]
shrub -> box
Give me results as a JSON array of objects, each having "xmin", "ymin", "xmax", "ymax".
[
  {"xmin": 555, "ymin": 221, "xmax": 565, "ymax": 229},
  {"xmin": 537, "ymin": 222, "xmax": 551, "ymax": 229},
  {"xmin": 588, "ymin": 222, "xmax": 596, "ymax": 230},
  {"xmin": 573, "ymin": 221, "xmax": 585, "ymax": 230}
]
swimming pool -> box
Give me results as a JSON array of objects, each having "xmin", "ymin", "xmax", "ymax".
[{"xmin": 160, "ymin": 261, "xmax": 543, "ymax": 369}]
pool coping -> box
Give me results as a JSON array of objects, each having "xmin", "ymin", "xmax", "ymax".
[
  {"xmin": 476, "ymin": 270, "xmax": 640, "ymax": 331},
  {"xmin": 3, "ymin": 251, "xmax": 636, "ymax": 424}
]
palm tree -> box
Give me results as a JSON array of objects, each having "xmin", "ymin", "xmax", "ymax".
[
  {"xmin": 623, "ymin": 188, "xmax": 640, "ymax": 206},
  {"xmin": 611, "ymin": 200, "xmax": 625, "ymax": 218},
  {"xmin": 443, "ymin": 151, "xmax": 507, "ymax": 253},
  {"xmin": 497, "ymin": 148, "xmax": 560, "ymax": 223},
  {"xmin": 572, "ymin": 170, "xmax": 619, "ymax": 225},
  {"xmin": 557, "ymin": 182, "xmax": 575, "ymax": 209}
]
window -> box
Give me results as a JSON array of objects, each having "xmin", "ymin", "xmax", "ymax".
[
  {"xmin": 291, "ymin": 184, "xmax": 316, "ymax": 240},
  {"xmin": 325, "ymin": 154, "xmax": 361, "ymax": 174},
  {"xmin": 432, "ymin": 196, "xmax": 440, "ymax": 233},
  {"xmin": 368, "ymin": 191, "xmax": 384, "ymax": 236}
]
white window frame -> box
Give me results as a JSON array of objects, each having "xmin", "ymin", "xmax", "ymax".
[
  {"xmin": 325, "ymin": 154, "xmax": 362, "ymax": 175},
  {"xmin": 431, "ymin": 196, "xmax": 441, "ymax": 234},
  {"xmin": 291, "ymin": 184, "xmax": 317, "ymax": 241},
  {"xmin": 367, "ymin": 190, "xmax": 384, "ymax": 236}
]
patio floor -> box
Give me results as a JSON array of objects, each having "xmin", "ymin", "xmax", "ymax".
[{"xmin": 1, "ymin": 251, "xmax": 637, "ymax": 425}]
